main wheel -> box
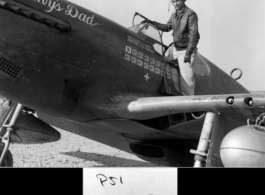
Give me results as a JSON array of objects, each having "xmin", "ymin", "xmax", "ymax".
[{"xmin": 0, "ymin": 145, "xmax": 13, "ymax": 167}]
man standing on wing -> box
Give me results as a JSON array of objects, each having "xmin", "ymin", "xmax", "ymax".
[{"xmin": 143, "ymin": 0, "xmax": 200, "ymax": 95}]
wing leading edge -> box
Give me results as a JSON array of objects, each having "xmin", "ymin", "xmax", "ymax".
[{"xmin": 113, "ymin": 93, "xmax": 265, "ymax": 121}]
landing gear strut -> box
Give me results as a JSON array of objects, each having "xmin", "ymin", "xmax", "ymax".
[
  {"xmin": 0, "ymin": 145, "xmax": 13, "ymax": 167},
  {"xmin": 190, "ymin": 112, "xmax": 215, "ymax": 167},
  {"xmin": 0, "ymin": 102, "xmax": 23, "ymax": 167}
]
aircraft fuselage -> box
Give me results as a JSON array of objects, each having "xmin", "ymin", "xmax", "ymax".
[{"xmin": 0, "ymin": 0, "xmax": 248, "ymax": 123}]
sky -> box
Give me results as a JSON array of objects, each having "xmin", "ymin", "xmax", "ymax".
[{"xmin": 69, "ymin": 0, "xmax": 265, "ymax": 91}]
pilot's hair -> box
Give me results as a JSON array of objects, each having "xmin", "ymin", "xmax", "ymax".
[
  {"xmin": 169, "ymin": 0, "xmax": 186, "ymax": 11},
  {"xmin": 170, "ymin": 0, "xmax": 186, "ymax": 2}
]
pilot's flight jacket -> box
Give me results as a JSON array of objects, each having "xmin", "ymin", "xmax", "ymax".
[{"xmin": 152, "ymin": 6, "xmax": 200, "ymax": 55}]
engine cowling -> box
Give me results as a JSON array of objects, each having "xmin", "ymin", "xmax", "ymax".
[{"xmin": 220, "ymin": 125, "xmax": 265, "ymax": 167}]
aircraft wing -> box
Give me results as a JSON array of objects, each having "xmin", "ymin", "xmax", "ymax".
[
  {"xmin": 113, "ymin": 93, "xmax": 265, "ymax": 122},
  {"xmin": 36, "ymin": 93, "xmax": 265, "ymax": 167}
]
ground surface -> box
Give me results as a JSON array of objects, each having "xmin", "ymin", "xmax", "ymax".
[
  {"xmin": 0, "ymin": 97, "xmax": 161, "ymax": 167},
  {"xmin": 9, "ymin": 128, "xmax": 161, "ymax": 167}
]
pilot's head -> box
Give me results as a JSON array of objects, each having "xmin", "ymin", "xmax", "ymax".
[{"xmin": 171, "ymin": 0, "xmax": 186, "ymax": 11}]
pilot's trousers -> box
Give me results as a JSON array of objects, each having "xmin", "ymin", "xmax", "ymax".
[{"xmin": 172, "ymin": 46, "xmax": 197, "ymax": 96}]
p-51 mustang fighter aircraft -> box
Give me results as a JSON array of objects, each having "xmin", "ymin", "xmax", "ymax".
[{"xmin": 0, "ymin": 0, "xmax": 265, "ymax": 167}]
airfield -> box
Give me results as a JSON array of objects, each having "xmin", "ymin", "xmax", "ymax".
[
  {"xmin": 0, "ymin": 96, "xmax": 160, "ymax": 167},
  {"xmin": 9, "ymin": 127, "xmax": 161, "ymax": 167}
]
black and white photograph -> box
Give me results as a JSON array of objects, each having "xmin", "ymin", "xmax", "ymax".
[{"xmin": 0, "ymin": 0, "xmax": 265, "ymax": 168}]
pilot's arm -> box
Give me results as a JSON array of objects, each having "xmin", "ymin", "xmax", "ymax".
[
  {"xmin": 141, "ymin": 17, "xmax": 173, "ymax": 32},
  {"xmin": 186, "ymin": 12, "xmax": 200, "ymax": 57}
]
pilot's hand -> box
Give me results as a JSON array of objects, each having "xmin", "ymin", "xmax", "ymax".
[{"xmin": 184, "ymin": 53, "xmax": 191, "ymax": 63}]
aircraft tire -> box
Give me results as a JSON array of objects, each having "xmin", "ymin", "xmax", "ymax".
[{"xmin": 0, "ymin": 145, "xmax": 13, "ymax": 167}]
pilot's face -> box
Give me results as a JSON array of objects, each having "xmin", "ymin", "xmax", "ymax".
[{"xmin": 171, "ymin": 0, "xmax": 185, "ymax": 11}]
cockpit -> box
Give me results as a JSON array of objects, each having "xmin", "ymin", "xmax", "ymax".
[
  {"xmin": 127, "ymin": 12, "xmax": 212, "ymax": 97},
  {"xmin": 128, "ymin": 13, "xmax": 169, "ymax": 56},
  {"xmin": 126, "ymin": 12, "xmax": 187, "ymax": 97}
]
